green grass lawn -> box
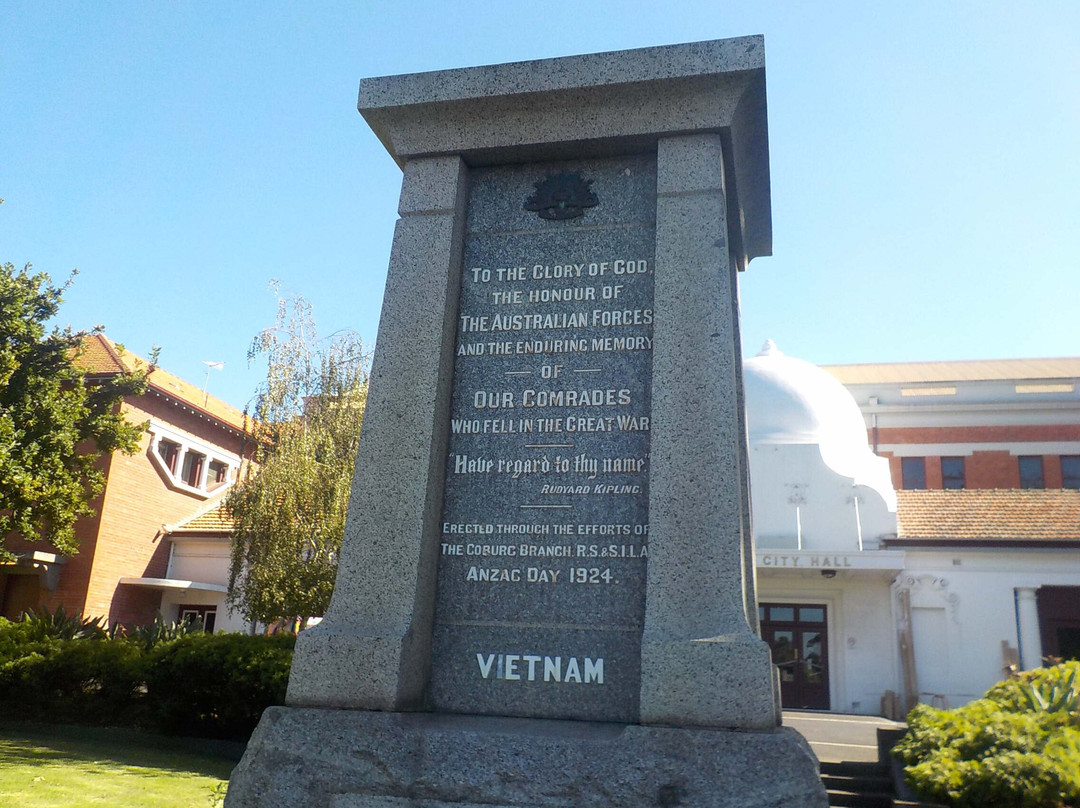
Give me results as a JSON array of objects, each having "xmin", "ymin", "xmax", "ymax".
[{"xmin": 0, "ymin": 722, "xmax": 240, "ymax": 808}]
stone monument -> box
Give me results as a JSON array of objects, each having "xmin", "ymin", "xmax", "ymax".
[{"xmin": 226, "ymin": 37, "xmax": 828, "ymax": 808}]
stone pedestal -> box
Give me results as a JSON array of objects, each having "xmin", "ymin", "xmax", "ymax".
[
  {"xmin": 228, "ymin": 709, "xmax": 823, "ymax": 808},
  {"xmin": 227, "ymin": 37, "xmax": 827, "ymax": 808}
]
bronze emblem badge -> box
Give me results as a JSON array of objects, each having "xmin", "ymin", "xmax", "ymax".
[{"xmin": 524, "ymin": 171, "xmax": 598, "ymax": 220}]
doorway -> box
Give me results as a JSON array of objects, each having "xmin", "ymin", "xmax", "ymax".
[
  {"xmin": 178, "ymin": 605, "xmax": 217, "ymax": 633},
  {"xmin": 1039, "ymin": 586, "xmax": 1080, "ymax": 662},
  {"xmin": 0, "ymin": 573, "xmax": 42, "ymax": 620},
  {"xmin": 760, "ymin": 602, "xmax": 830, "ymax": 710}
]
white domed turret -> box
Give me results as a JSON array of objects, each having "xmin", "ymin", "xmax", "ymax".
[
  {"xmin": 744, "ymin": 340, "xmax": 869, "ymax": 454},
  {"xmin": 744, "ymin": 341, "xmax": 896, "ymax": 550}
]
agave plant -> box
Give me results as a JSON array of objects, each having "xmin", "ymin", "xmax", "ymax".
[
  {"xmin": 21, "ymin": 605, "xmax": 108, "ymax": 640},
  {"xmin": 1019, "ymin": 668, "xmax": 1079, "ymax": 713},
  {"xmin": 129, "ymin": 612, "xmax": 204, "ymax": 649}
]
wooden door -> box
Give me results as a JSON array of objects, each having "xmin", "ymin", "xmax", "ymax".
[{"xmin": 760, "ymin": 603, "xmax": 830, "ymax": 710}]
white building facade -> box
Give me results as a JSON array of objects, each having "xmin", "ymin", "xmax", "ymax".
[{"xmin": 746, "ymin": 343, "xmax": 1080, "ymax": 716}]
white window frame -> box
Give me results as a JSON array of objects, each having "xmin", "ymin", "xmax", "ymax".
[
  {"xmin": 178, "ymin": 606, "xmax": 218, "ymax": 632},
  {"xmin": 147, "ymin": 421, "xmax": 241, "ymax": 499}
]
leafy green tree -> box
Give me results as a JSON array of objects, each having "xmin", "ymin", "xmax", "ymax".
[
  {"xmin": 0, "ymin": 262, "xmax": 147, "ymax": 560},
  {"xmin": 227, "ymin": 287, "xmax": 368, "ymax": 630}
]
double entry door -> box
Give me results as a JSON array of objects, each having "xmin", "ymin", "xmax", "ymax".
[{"xmin": 760, "ymin": 602, "xmax": 830, "ymax": 710}]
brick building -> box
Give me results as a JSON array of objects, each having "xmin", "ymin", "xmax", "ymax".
[
  {"xmin": 825, "ymin": 357, "xmax": 1080, "ymax": 493},
  {"xmin": 749, "ymin": 344, "xmax": 1080, "ymax": 715},
  {"xmin": 0, "ymin": 335, "xmax": 249, "ymax": 629}
]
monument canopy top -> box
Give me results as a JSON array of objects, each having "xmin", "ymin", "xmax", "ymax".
[
  {"xmin": 356, "ymin": 35, "xmax": 771, "ymax": 266},
  {"xmin": 357, "ymin": 37, "xmax": 764, "ymax": 109}
]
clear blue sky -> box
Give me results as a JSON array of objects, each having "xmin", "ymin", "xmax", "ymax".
[{"xmin": 3, "ymin": 1, "xmax": 1078, "ymax": 411}]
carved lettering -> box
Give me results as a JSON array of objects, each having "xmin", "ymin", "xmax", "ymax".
[{"xmin": 433, "ymin": 157, "xmax": 656, "ymax": 721}]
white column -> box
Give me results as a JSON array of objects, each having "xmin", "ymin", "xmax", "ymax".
[{"xmin": 1016, "ymin": 587, "xmax": 1043, "ymax": 670}]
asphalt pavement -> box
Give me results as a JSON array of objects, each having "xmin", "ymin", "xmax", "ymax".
[{"xmin": 782, "ymin": 710, "xmax": 907, "ymax": 763}]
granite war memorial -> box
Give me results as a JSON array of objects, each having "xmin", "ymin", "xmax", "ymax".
[{"xmin": 226, "ymin": 37, "xmax": 828, "ymax": 808}]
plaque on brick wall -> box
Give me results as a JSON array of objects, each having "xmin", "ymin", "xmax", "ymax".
[{"xmin": 427, "ymin": 155, "xmax": 657, "ymax": 722}]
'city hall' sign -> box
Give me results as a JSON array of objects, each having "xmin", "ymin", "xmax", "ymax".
[{"xmin": 757, "ymin": 550, "xmax": 907, "ymax": 571}]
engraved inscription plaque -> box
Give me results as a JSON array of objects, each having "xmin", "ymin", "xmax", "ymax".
[{"xmin": 428, "ymin": 155, "xmax": 656, "ymax": 722}]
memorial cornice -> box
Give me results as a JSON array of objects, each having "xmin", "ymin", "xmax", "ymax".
[{"xmin": 357, "ymin": 37, "xmax": 771, "ymax": 269}]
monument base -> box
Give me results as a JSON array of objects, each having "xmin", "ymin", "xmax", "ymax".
[{"xmin": 225, "ymin": 707, "xmax": 828, "ymax": 808}]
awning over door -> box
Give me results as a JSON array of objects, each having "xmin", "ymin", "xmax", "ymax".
[{"xmin": 118, "ymin": 577, "xmax": 228, "ymax": 593}]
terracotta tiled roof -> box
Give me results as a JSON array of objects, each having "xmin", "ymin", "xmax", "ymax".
[
  {"xmin": 77, "ymin": 333, "xmax": 129, "ymax": 373},
  {"xmin": 822, "ymin": 357, "xmax": 1080, "ymax": 385},
  {"xmin": 168, "ymin": 499, "xmax": 235, "ymax": 536},
  {"xmin": 895, "ymin": 489, "xmax": 1080, "ymax": 542},
  {"xmin": 76, "ymin": 334, "xmax": 248, "ymax": 433}
]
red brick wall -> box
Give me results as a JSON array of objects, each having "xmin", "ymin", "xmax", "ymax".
[
  {"xmin": 3, "ymin": 456, "xmax": 112, "ymax": 618},
  {"xmin": 875, "ymin": 425, "xmax": 1078, "ymax": 490},
  {"xmin": 881, "ymin": 448, "xmax": 1076, "ymax": 490},
  {"xmin": 80, "ymin": 395, "xmax": 245, "ymax": 627},
  {"xmin": 881, "ymin": 452, "xmax": 899, "ymax": 487},
  {"xmin": 925, "ymin": 457, "xmax": 943, "ymax": 489},
  {"xmin": 876, "ymin": 424, "xmax": 1080, "ymax": 445},
  {"xmin": 966, "ymin": 451, "xmax": 1022, "ymax": 489},
  {"xmin": 1046, "ymin": 456, "xmax": 1064, "ymax": 489}
]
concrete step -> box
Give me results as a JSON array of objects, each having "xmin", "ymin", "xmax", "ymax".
[
  {"xmin": 820, "ymin": 760, "xmax": 895, "ymax": 808},
  {"xmin": 820, "ymin": 760, "xmax": 890, "ymax": 778},
  {"xmin": 822, "ymin": 772, "xmax": 893, "ymax": 794},
  {"xmin": 825, "ymin": 788, "xmax": 894, "ymax": 808}
]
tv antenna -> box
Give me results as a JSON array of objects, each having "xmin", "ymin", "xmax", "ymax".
[{"xmin": 202, "ymin": 360, "xmax": 224, "ymax": 405}]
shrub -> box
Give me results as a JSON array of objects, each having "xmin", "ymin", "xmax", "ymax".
[
  {"xmin": 0, "ymin": 613, "xmax": 294, "ymax": 739},
  {"xmin": 144, "ymin": 632, "xmax": 294, "ymax": 739},
  {"xmin": 0, "ymin": 635, "xmax": 146, "ymax": 724},
  {"xmin": 895, "ymin": 661, "xmax": 1080, "ymax": 807},
  {"xmin": 0, "ymin": 616, "xmax": 48, "ymax": 664}
]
